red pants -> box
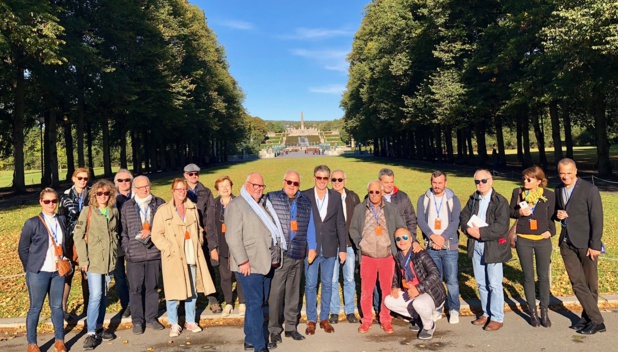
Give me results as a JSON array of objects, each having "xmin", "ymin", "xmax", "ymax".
[{"xmin": 360, "ymin": 255, "xmax": 394, "ymax": 325}]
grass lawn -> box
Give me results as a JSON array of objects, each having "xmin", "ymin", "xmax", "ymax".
[
  {"xmin": 1, "ymin": 155, "xmax": 617, "ymax": 319},
  {"xmin": 0, "ymin": 167, "xmax": 120, "ymax": 189}
]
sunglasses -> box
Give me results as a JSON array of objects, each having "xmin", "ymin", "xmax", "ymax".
[
  {"xmin": 76, "ymin": 176, "xmax": 89, "ymax": 181},
  {"xmin": 117, "ymin": 178, "xmax": 131, "ymax": 183},
  {"xmin": 474, "ymin": 179, "xmax": 489, "ymax": 185},
  {"xmin": 395, "ymin": 235, "xmax": 409, "ymax": 242},
  {"xmin": 96, "ymin": 191, "xmax": 111, "ymax": 196},
  {"xmin": 185, "ymin": 172, "xmax": 199, "ymax": 177},
  {"xmin": 315, "ymin": 176, "xmax": 329, "ymax": 181},
  {"xmin": 523, "ymin": 177, "xmax": 535, "ymax": 182},
  {"xmin": 331, "ymin": 178, "xmax": 344, "ymax": 183},
  {"xmin": 42, "ymin": 199, "xmax": 58, "ymax": 204},
  {"xmin": 284, "ymin": 180, "xmax": 300, "ymax": 187},
  {"xmin": 135, "ymin": 185, "xmax": 150, "ymax": 190},
  {"xmin": 368, "ymin": 190, "xmax": 381, "ymax": 195}
]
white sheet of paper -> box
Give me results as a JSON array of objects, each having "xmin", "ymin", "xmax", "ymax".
[{"xmin": 467, "ymin": 214, "xmax": 488, "ymax": 228}]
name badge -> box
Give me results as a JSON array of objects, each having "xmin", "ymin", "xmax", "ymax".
[
  {"xmin": 142, "ymin": 222, "xmax": 150, "ymax": 231},
  {"xmin": 290, "ymin": 220, "xmax": 298, "ymax": 231},
  {"xmin": 184, "ymin": 231, "xmax": 190, "ymax": 240},
  {"xmin": 375, "ymin": 225, "xmax": 383, "ymax": 236},
  {"xmin": 529, "ymin": 219, "xmax": 538, "ymax": 231},
  {"xmin": 402, "ymin": 278, "xmax": 410, "ymax": 289},
  {"xmin": 221, "ymin": 223, "xmax": 226, "ymax": 233},
  {"xmin": 434, "ymin": 219, "xmax": 442, "ymax": 230}
]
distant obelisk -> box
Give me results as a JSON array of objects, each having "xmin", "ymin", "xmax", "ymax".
[{"xmin": 300, "ymin": 111, "xmax": 305, "ymax": 130}]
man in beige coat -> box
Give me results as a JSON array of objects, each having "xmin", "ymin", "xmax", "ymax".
[{"xmin": 226, "ymin": 173, "xmax": 282, "ymax": 352}]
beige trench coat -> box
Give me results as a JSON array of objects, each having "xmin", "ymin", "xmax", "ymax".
[{"xmin": 151, "ymin": 199, "xmax": 215, "ymax": 300}]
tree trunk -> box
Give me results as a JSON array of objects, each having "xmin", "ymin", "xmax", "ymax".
[
  {"xmin": 466, "ymin": 126, "xmax": 474, "ymax": 158},
  {"xmin": 76, "ymin": 93, "xmax": 86, "ymax": 167},
  {"xmin": 456, "ymin": 128, "xmax": 465, "ymax": 158},
  {"xmin": 549, "ymin": 101, "xmax": 563, "ymax": 164},
  {"xmin": 592, "ymin": 90, "xmax": 612, "ymax": 175},
  {"xmin": 494, "ymin": 115, "xmax": 506, "ymax": 166},
  {"xmin": 12, "ymin": 67, "xmax": 26, "ymax": 193},
  {"xmin": 64, "ymin": 117, "xmax": 75, "ymax": 181},
  {"xmin": 86, "ymin": 122, "xmax": 95, "ymax": 178},
  {"xmin": 119, "ymin": 130, "xmax": 128, "ymax": 169},
  {"xmin": 522, "ymin": 115, "xmax": 533, "ymax": 167},
  {"xmin": 43, "ymin": 111, "xmax": 51, "ymax": 187},
  {"xmin": 102, "ymin": 118, "xmax": 112, "ymax": 177},
  {"xmin": 131, "ymin": 130, "xmax": 142, "ymax": 174},
  {"xmin": 435, "ymin": 126, "xmax": 443, "ymax": 162},
  {"xmin": 48, "ymin": 109, "xmax": 59, "ymax": 188},
  {"xmin": 531, "ymin": 110, "xmax": 547, "ymax": 168},
  {"xmin": 563, "ymin": 107, "xmax": 574, "ymax": 159},
  {"xmin": 445, "ymin": 126, "xmax": 454, "ymax": 162},
  {"xmin": 475, "ymin": 122, "xmax": 488, "ymax": 165},
  {"xmin": 516, "ymin": 116, "xmax": 523, "ymax": 163}
]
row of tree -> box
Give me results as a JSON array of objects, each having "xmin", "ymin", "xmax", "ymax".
[
  {"xmin": 342, "ymin": 0, "xmax": 617, "ymax": 175},
  {"xmin": 1, "ymin": 0, "xmax": 251, "ymax": 192}
]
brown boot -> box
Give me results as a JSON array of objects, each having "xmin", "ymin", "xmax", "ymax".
[
  {"xmin": 319, "ymin": 319, "xmax": 335, "ymax": 333},
  {"xmin": 471, "ymin": 316, "xmax": 488, "ymax": 326},
  {"xmin": 305, "ymin": 321, "xmax": 316, "ymax": 335},
  {"xmin": 54, "ymin": 340, "xmax": 67, "ymax": 352},
  {"xmin": 27, "ymin": 344, "xmax": 41, "ymax": 352}
]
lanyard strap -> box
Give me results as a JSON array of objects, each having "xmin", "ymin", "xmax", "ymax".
[
  {"xmin": 370, "ymin": 203, "xmax": 380, "ymax": 224},
  {"xmin": 434, "ymin": 194, "xmax": 444, "ymax": 216},
  {"xmin": 316, "ymin": 195, "xmax": 326, "ymax": 213},
  {"xmin": 563, "ymin": 182, "xmax": 576, "ymax": 208},
  {"xmin": 290, "ymin": 200, "xmax": 297, "ymax": 221},
  {"xmin": 38, "ymin": 215, "xmax": 62, "ymax": 257},
  {"xmin": 139, "ymin": 205, "xmax": 150, "ymax": 222}
]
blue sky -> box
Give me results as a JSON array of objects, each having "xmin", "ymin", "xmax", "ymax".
[{"xmin": 193, "ymin": 1, "xmax": 366, "ymax": 121}]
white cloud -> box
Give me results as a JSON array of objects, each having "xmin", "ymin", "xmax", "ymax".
[
  {"xmin": 309, "ymin": 84, "xmax": 346, "ymax": 95},
  {"xmin": 282, "ymin": 27, "xmax": 354, "ymax": 40},
  {"xmin": 290, "ymin": 49, "xmax": 349, "ymax": 72},
  {"xmin": 217, "ymin": 20, "xmax": 254, "ymax": 30}
]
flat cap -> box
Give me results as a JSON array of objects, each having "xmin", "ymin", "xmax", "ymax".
[{"xmin": 183, "ymin": 163, "xmax": 200, "ymax": 172}]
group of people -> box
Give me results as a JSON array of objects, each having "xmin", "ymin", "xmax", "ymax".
[{"xmin": 18, "ymin": 158, "xmax": 605, "ymax": 352}]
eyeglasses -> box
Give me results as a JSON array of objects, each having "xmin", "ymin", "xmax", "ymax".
[
  {"xmin": 284, "ymin": 180, "xmax": 300, "ymax": 187},
  {"xmin": 248, "ymin": 182, "xmax": 266, "ymax": 190},
  {"xmin": 96, "ymin": 191, "xmax": 111, "ymax": 196},
  {"xmin": 135, "ymin": 185, "xmax": 150, "ymax": 190},
  {"xmin": 331, "ymin": 178, "xmax": 344, "ymax": 183},
  {"xmin": 368, "ymin": 190, "xmax": 381, "ymax": 195},
  {"xmin": 315, "ymin": 176, "xmax": 329, "ymax": 181},
  {"xmin": 185, "ymin": 172, "xmax": 199, "ymax": 177},
  {"xmin": 42, "ymin": 199, "xmax": 58, "ymax": 204},
  {"xmin": 117, "ymin": 178, "xmax": 131, "ymax": 183},
  {"xmin": 474, "ymin": 179, "xmax": 489, "ymax": 185},
  {"xmin": 76, "ymin": 177, "xmax": 89, "ymax": 181},
  {"xmin": 523, "ymin": 177, "xmax": 535, "ymax": 183},
  {"xmin": 395, "ymin": 235, "xmax": 409, "ymax": 242},
  {"xmin": 174, "ymin": 188, "xmax": 187, "ymax": 192}
]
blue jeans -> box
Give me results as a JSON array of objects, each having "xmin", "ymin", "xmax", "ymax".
[
  {"xmin": 305, "ymin": 255, "xmax": 336, "ymax": 322},
  {"xmin": 472, "ymin": 241, "xmax": 504, "ymax": 322},
  {"xmin": 330, "ymin": 246, "xmax": 356, "ymax": 315},
  {"xmin": 86, "ymin": 272, "xmax": 111, "ymax": 334},
  {"xmin": 166, "ymin": 265, "xmax": 197, "ymax": 325},
  {"xmin": 428, "ymin": 249, "xmax": 460, "ymax": 312},
  {"xmin": 237, "ymin": 271, "xmax": 272, "ymax": 352},
  {"xmin": 26, "ymin": 271, "xmax": 64, "ymax": 344},
  {"xmin": 113, "ymin": 255, "xmax": 130, "ymax": 309}
]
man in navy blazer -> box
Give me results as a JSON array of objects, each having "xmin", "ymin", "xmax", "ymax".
[
  {"xmin": 302, "ymin": 165, "xmax": 347, "ymax": 335},
  {"xmin": 555, "ymin": 158, "xmax": 605, "ymax": 335}
]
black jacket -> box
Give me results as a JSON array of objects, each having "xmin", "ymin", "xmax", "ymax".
[
  {"xmin": 391, "ymin": 250, "xmax": 446, "ymax": 308},
  {"xmin": 303, "ymin": 187, "xmax": 347, "ymax": 258},
  {"xmin": 460, "ymin": 189, "xmax": 511, "ymax": 263},
  {"xmin": 121, "ymin": 196, "xmax": 166, "ymax": 262},
  {"xmin": 509, "ymin": 187, "xmax": 556, "ymax": 236},
  {"xmin": 389, "ymin": 189, "xmax": 418, "ymax": 238},
  {"xmin": 554, "ymin": 178, "xmax": 603, "ymax": 250},
  {"xmin": 187, "ymin": 181, "xmax": 217, "ymax": 251},
  {"xmin": 19, "ymin": 214, "xmax": 68, "ymax": 273},
  {"xmin": 342, "ymin": 188, "xmax": 361, "ymax": 246},
  {"xmin": 214, "ymin": 195, "xmax": 235, "ymax": 257}
]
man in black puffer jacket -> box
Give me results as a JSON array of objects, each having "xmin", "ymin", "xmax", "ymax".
[
  {"xmin": 385, "ymin": 228, "xmax": 446, "ymax": 341},
  {"xmin": 120, "ymin": 176, "xmax": 166, "ymax": 334}
]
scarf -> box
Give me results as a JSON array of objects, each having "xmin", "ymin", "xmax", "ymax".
[
  {"xmin": 397, "ymin": 249, "xmax": 415, "ymax": 283},
  {"xmin": 240, "ymin": 186, "xmax": 286, "ymax": 250},
  {"xmin": 135, "ymin": 194, "xmax": 153, "ymax": 223}
]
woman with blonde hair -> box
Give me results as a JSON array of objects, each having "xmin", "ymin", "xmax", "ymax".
[
  {"xmin": 74, "ymin": 179, "xmax": 119, "ymax": 350},
  {"xmin": 152, "ymin": 178, "xmax": 216, "ymax": 337}
]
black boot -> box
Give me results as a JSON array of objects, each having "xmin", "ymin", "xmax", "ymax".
[
  {"xmin": 529, "ymin": 307, "xmax": 540, "ymax": 327},
  {"xmin": 540, "ymin": 308, "xmax": 552, "ymax": 328}
]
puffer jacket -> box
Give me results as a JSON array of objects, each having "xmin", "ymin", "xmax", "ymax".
[
  {"xmin": 391, "ymin": 249, "xmax": 446, "ymax": 308},
  {"xmin": 73, "ymin": 205, "xmax": 119, "ymax": 274},
  {"xmin": 121, "ymin": 195, "xmax": 166, "ymax": 262}
]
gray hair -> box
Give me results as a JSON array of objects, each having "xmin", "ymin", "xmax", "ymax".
[
  {"xmin": 313, "ymin": 165, "xmax": 331, "ymax": 176},
  {"xmin": 283, "ymin": 170, "xmax": 301, "ymax": 181},
  {"xmin": 132, "ymin": 175, "xmax": 151, "ymax": 191},
  {"xmin": 367, "ymin": 180, "xmax": 384, "ymax": 190},
  {"xmin": 114, "ymin": 169, "xmax": 133, "ymax": 187},
  {"xmin": 331, "ymin": 169, "xmax": 347, "ymax": 179},
  {"xmin": 473, "ymin": 169, "xmax": 492, "ymax": 179},
  {"xmin": 558, "ymin": 158, "xmax": 576, "ymax": 169},
  {"xmin": 378, "ymin": 168, "xmax": 394, "ymax": 180}
]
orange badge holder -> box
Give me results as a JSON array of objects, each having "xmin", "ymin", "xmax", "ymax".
[
  {"xmin": 375, "ymin": 225, "xmax": 383, "ymax": 236},
  {"xmin": 290, "ymin": 220, "xmax": 298, "ymax": 231},
  {"xmin": 434, "ymin": 219, "xmax": 442, "ymax": 230}
]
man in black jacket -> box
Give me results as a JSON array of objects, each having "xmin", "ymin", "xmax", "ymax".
[
  {"xmin": 183, "ymin": 163, "xmax": 221, "ymax": 313},
  {"xmin": 555, "ymin": 158, "xmax": 605, "ymax": 334},
  {"xmin": 460, "ymin": 170, "xmax": 510, "ymax": 332}
]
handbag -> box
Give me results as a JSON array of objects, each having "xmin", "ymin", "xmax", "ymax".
[
  {"xmin": 38, "ymin": 215, "xmax": 74, "ymax": 277},
  {"xmin": 508, "ymin": 188, "xmax": 524, "ymax": 249}
]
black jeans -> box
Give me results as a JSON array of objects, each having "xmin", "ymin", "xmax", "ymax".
[
  {"xmin": 515, "ymin": 237, "xmax": 552, "ymax": 309},
  {"xmin": 219, "ymin": 255, "xmax": 245, "ymax": 305},
  {"xmin": 126, "ymin": 260, "xmax": 161, "ymax": 325},
  {"xmin": 560, "ymin": 241, "xmax": 603, "ymax": 323}
]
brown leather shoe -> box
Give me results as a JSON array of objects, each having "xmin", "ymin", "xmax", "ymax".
[
  {"xmin": 471, "ymin": 316, "xmax": 488, "ymax": 326},
  {"xmin": 319, "ymin": 319, "xmax": 335, "ymax": 333},
  {"xmin": 54, "ymin": 340, "xmax": 67, "ymax": 352},
  {"xmin": 27, "ymin": 345, "xmax": 40, "ymax": 352},
  {"xmin": 484, "ymin": 321, "xmax": 504, "ymax": 331},
  {"xmin": 305, "ymin": 321, "xmax": 316, "ymax": 335}
]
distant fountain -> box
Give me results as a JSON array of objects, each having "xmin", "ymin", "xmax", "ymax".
[{"xmin": 299, "ymin": 136, "xmax": 309, "ymax": 147}]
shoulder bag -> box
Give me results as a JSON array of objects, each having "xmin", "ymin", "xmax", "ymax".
[{"xmin": 38, "ymin": 215, "xmax": 73, "ymax": 277}]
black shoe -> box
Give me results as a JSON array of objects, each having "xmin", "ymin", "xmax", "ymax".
[
  {"xmin": 540, "ymin": 308, "xmax": 552, "ymax": 328},
  {"xmin": 98, "ymin": 329, "xmax": 115, "ymax": 341},
  {"xmin": 267, "ymin": 341, "xmax": 277, "ymax": 349},
  {"xmin": 529, "ymin": 308, "xmax": 540, "ymax": 327},
  {"xmin": 284, "ymin": 331, "xmax": 306, "ymax": 340},
  {"xmin": 329, "ymin": 313, "xmax": 339, "ymax": 324},
  {"xmin": 409, "ymin": 321, "xmax": 421, "ymax": 332},
  {"xmin": 146, "ymin": 320, "xmax": 166, "ymax": 331},
  {"xmin": 346, "ymin": 313, "xmax": 358, "ymax": 323},
  {"xmin": 577, "ymin": 322, "xmax": 606, "ymax": 335},
  {"xmin": 570, "ymin": 317, "xmax": 589, "ymax": 330},
  {"xmin": 83, "ymin": 334, "xmax": 98, "ymax": 350},
  {"xmin": 244, "ymin": 342, "xmax": 254, "ymax": 351},
  {"xmin": 122, "ymin": 306, "xmax": 131, "ymax": 318},
  {"xmin": 63, "ymin": 312, "xmax": 75, "ymax": 323},
  {"xmin": 132, "ymin": 324, "xmax": 144, "ymax": 335},
  {"xmin": 270, "ymin": 332, "xmax": 282, "ymax": 343}
]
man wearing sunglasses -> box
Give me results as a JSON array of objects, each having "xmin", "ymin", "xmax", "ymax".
[
  {"xmin": 183, "ymin": 163, "xmax": 221, "ymax": 314},
  {"xmin": 266, "ymin": 171, "xmax": 317, "ymax": 345},
  {"xmin": 302, "ymin": 165, "xmax": 347, "ymax": 336},
  {"xmin": 460, "ymin": 170, "xmax": 510, "ymax": 331},
  {"xmin": 328, "ymin": 170, "xmax": 361, "ymax": 325},
  {"xmin": 416, "ymin": 171, "xmax": 462, "ymax": 324},
  {"xmin": 113, "ymin": 169, "xmax": 134, "ymax": 318},
  {"xmin": 350, "ymin": 180, "xmax": 406, "ymax": 334}
]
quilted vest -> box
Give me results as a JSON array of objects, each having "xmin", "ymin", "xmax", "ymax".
[{"xmin": 268, "ymin": 190, "xmax": 311, "ymax": 260}]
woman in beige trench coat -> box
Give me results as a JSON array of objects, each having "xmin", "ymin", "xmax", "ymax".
[{"xmin": 152, "ymin": 178, "xmax": 215, "ymax": 338}]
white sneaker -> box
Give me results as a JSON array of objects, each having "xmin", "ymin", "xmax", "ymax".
[
  {"xmin": 185, "ymin": 322, "xmax": 202, "ymax": 333},
  {"xmin": 239, "ymin": 303, "xmax": 246, "ymax": 317},
  {"xmin": 222, "ymin": 304, "xmax": 233, "ymax": 317},
  {"xmin": 169, "ymin": 324, "xmax": 182, "ymax": 337},
  {"xmin": 449, "ymin": 310, "xmax": 460, "ymax": 324},
  {"xmin": 431, "ymin": 310, "xmax": 443, "ymax": 322}
]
